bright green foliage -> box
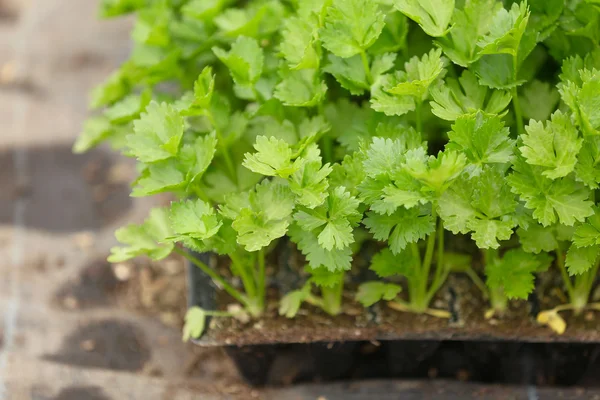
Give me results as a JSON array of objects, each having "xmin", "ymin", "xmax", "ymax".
[
  {"xmin": 109, "ymin": 208, "xmax": 174, "ymax": 262},
  {"xmin": 363, "ymin": 207, "xmax": 435, "ymax": 254},
  {"xmin": 573, "ymin": 208, "xmax": 600, "ymax": 247},
  {"xmin": 393, "ymin": 0, "xmax": 454, "ymax": 37},
  {"xmin": 508, "ymin": 157, "xmax": 594, "ymax": 227},
  {"xmin": 486, "ymin": 248, "xmax": 552, "ymax": 299},
  {"xmin": 80, "ymin": 0, "xmax": 600, "ymax": 333},
  {"xmin": 183, "ymin": 307, "xmax": 206, "ymax": 342},
  {"xmin": 446, "ymin": 112, "xmax": 514, "ymax": 174},
  {"xmin": 519, "ymin": 111, "xmax": 582, "ymax": 180},
  {"xmin": 319, "ymin": 0, "xmax": 385, "ymax": 58},
  {"xmin": 560, "ymin": 68, "xmax": 600, "ymax": 136},
  {"xmin": 439, "ymin": 166, "xmax": 517, "ymax": 249},
  {"xmin": 295, "ymin": 187, "xmax": 361, "ymax": 251},
  {"xmin": 243, "ymin": 136, "xmax": 302, "ymax": 178},
  {"xmin": 436, "ymin": 0, "xmax": 502, "ymax": 67},
  {"xmin": 477, "ymin": 2, "xmax": 530, "ymax": 58},
  {"xmin": 566, "ymin": 244, "xmax": 600, "ymax": 275},
  {"xmin": 430, "ymin": 71, "xmax": 512, "ymax": 121},
  {"xmin": 223, "ymin": 180, "xmax": 295, "ymax": 252},
  {"xmin": 372, "ymin": 49, "xmax": 445, "ymax": 116},
  {"xmin": 128, "ymin": 102, "xmax": 185, "ymax": 163},
  {"xmin": 356, "ymin": 281, "xmax": 402, "ymax": 307}
]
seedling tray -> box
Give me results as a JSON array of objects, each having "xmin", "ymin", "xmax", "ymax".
[
  {"xmin": 187, "ymin": 256, "xmax": 600, "ymax": 346},
  {"xmin": 187, "ymin": 255, "xmax": 600, "ymax": 386}
]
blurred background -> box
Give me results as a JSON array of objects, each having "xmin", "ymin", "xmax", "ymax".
[{"xmin": 0, "ymin": 1, "xmax": 250, "ymax": 398}]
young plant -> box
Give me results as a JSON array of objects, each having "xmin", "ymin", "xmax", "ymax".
[{"xmin": 76, "ymin": 0, "xmax": 600, "ymax": 340}]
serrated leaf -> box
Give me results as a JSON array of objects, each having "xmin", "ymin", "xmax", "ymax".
[
  {"xmin": 447, "ymin": 112, "xmax": 514, "ymax": 173},
  {"xmin": 393, "ymin": 0, "xmax": 454, "ymax": 37},
  {"xmin": 519, "ymin": 80, "xmax": 560, "ymax": 121},
  {"xmin": 508, "ymin": 157, "xmax": 594, "ymax": 226},
  {"xmin": 486, "ymin": 248, "xmax": 552, "ymax": 299},
  {"xmin": 364, "ymin": 208, "xmax": 435, "ymax": 254},
  {"xmin": 430, "ymin": 70, "xmax": 512, "ymax": 121},
  {"xmin": 519, "ymin": 111, "xmax": 583, "ymax": 180},
  {"xmin": 274, "ymin": 68, "xmax": 327, "ymax": 107},
  {"xmin": 243, "ymin": 136, "xmax": 301, "ymax": 178},
  {"xmin": 566, "ymin": 244, "xmax": 600, "ymax": 275},
  {"xmin": 128, "ymin": 102, "xmax": 185, "ymax": 163},
  {"xmin": 168, "ymin": 199, "xmax": 222, "ymax": 242},
  {"xmin": 279, "ymin": 284, "xmax": 311, "ymax": 318},
  {"xmin": 319, "ymin": 0, "xmax": 385, "ymax": 58},
  {"xmin": 108, "ymin": 208, "xmax": 174, "ymax": 262}
]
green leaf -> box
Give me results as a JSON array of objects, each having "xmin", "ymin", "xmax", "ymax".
[
  {"xmin": 243, "ymin": 136, "xmax": 302, "ymax": 178},
  {"xmin": 566, "ymin": 244, "xmax": 600, "ymax": 275},
  {"xmin": 108, "ymin": 208, "xmax": 174, "ymax": 262},
  {"xmin": 128, "ymin": 102, "xmax": 185, "ymax": 163},
  {"xmin": 289, "ymin": 158, "xmax": 333, "ymax": 209},
  {"xmin": 363, "ymin": 136, "xmax": 423, "ymax": 178},
  {"xmin": 519, "ymin": 80, "xmax": 560, "ymax": 121},
  {"xmin": 560, "ymin": 68, "xmax": 600, "ymax": 136},
  {"xmin": 183, "ymin": 307, "xmax": 206, "ymax": 341},
  {"xmin": 429, "ymin": 70, "xmax": 512, "ymax": 121},
  {"xmin": 472, "ymin": 54, "xmax": 526, "ymax": 89},
  {"xmin": 132, "ymin": 5, "xmax": 171, "ymax": 47},
  {"xmin": 213, "ymin": 36, "xmax": 264, "ymax": 96},
  {"xmin": 436, "ymin": 0, "xmax": 501, "ymax": 67},
  {"xmin": 279, "ymin": 284, "xmax": 311, "ymax": 318},
  {"xmin": 319, "ymin": 0, "xmax": 385, "ymax": 58},
  {"xmin": 519, "ymin": 111, "xmax": 583, "ymax": 180},
  {"xmin": 363, "ymin": 208, "xmax": 435, "ymax": 254},
  {"xmin": 228, "ymin": 180, "xmax": 296, "ymax": 252},
  {"xmin": 386, "ymin": 48, "xmax": 446, "ymax": 102},
  {"xmin": 294, "ymin": 187, "xmax": 361, "ymax": 250},
  {"xmin": 288, "ymin": 222, "xmax": 353, "ymax": 272},
  {"xmin": 517, "ymin": 222, "xmax": 574, "ymax": 253},
  {"xmin": 370, "ymin": 247, "xmax": 419, "ymax": 280},
  {"xmin": 477, "ymin": 2, "xmax": 530, "ymax": 57},
  {"xmin": 323, "ymin": 54, "xmax": 370, "ymax": 95},
  {"xmin": 402, "ymin": 148, "xmax": 467, "ymax": 193},
  {"xmin": 179, "ymin": 66, "xmax": 215, "ymax": 116},
  {"xmin": 274, "ymin": 69, "xmax": 327, "ymax": 107},
  {"xmin": 439, "ymin": 166, "xmax": 517, "ymax": 249},
  {"xmin": 182, "ymin": 0, "xmax": 229, "ymax": 21},
  {"xmin": 573, "ymin": 207, "xmax": 600, "ymax": 247},
  {"xmin": 90, "ymin": 63, "xmax": 134, "ymax": 108},
  {"xmin": 508, "ymin": 157, "xmax": 594, "ymax": 226},
  {"xmin": 104, "ymin": 90, "xmax": 152, "ymax": 124},
  {"xmin": 73, "ymin": 116, "xmax": 114, "ymax": 154},
  {"xmin": 168, "ymin": 199, "xmax": 222, "ymax": 242},
  {"xmin": 280, "ymin": 15, "xmax": 320, "ymax": 70},
  {"xmin": 486, "ymin": 248, "xmax": 552, "ymax": 299},
  {"xmin": 356, "ymin": 281, "xmax": 402, "ymax": 307},
  {"xmin": 446, "ymin": 112, "xmax": 514, "ymax": 174},
  {"xmin": 575, "ymin": 136, "xmax": 600, "ymax": 189},
  {"xmin": 393, "ymin": 0, "xmax": 454, "ymax": 37}
]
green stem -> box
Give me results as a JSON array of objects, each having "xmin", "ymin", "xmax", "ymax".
[
  {"xmin": 434, "ymin": 218, "xmax": 445, "ymax": 284},
  {"xmin": 360, "ymin": 50, "xmax": 372, "ymax": 85},
  {"xmin": 489, "ymin": 284, "xmax": 508, "ymax": 313},
  {"xmin": 415, "ymin": 101, "xmax": 423, "ymax": 134},
  {"xmin": 257, "ymin": 248, "xmax": 266, "ymax": 310},
  {"xmin": 206, "ymin": 111, "xmax": 238, "ymax": 185},
  {"xmin": 511, "ymin": 54, "xmax": 524, "ymax": 135},
  {"xmin": 229, "ymin": 252, "xmax": 256, "ymax": 298},
  {"xmin": 175, "ymin": 248, "xmax": 249, "ymax": 307},
  {"xmin": 465, "ymin": 267, "xmax": 490, "ymax": 299},
  {"xmin": 556, "ymin": 245, "xmax": 575, "ymax": 299},
  {"xmin": 322, "ymin": 278, "xmax": 344, "ymax": 316},
  {"xmin": 421, "ymin": 208, "xmax": 438, "ymax": 285}
]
